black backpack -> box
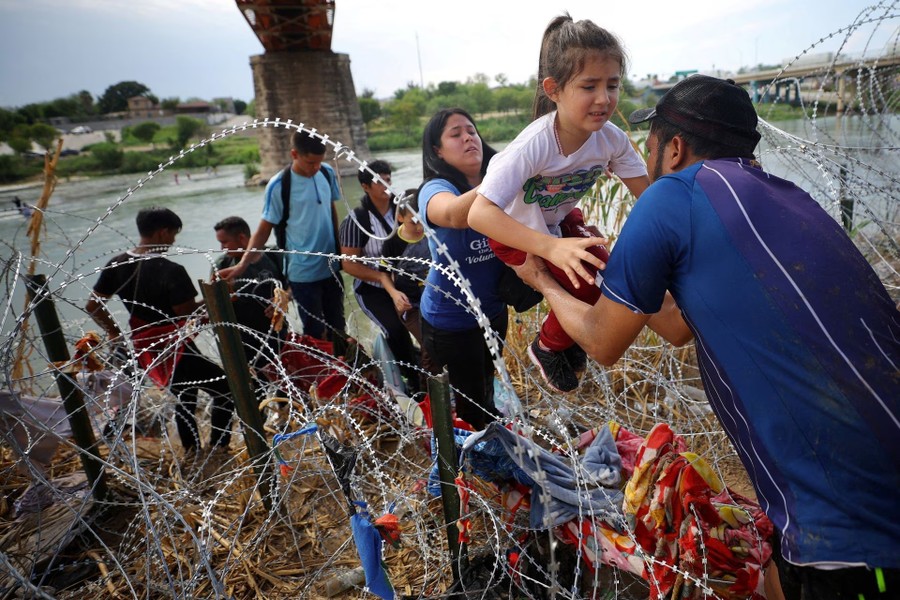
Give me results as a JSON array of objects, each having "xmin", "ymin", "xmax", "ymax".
[{"xmin": 271, "ymin": 163, "xmax": 341, "ymax": 276}]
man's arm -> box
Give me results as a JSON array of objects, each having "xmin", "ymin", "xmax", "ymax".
[
  {"xmin": 514, "ymin": 254, "xmax": 690, "ymax": 365},
  {"xmin": 620, "ymin": 175, "xmax": 650, "ymax": 199},
  {"xmin": 219, "ymin": 220, "xmax": 274, "ymax": 281},
  {"xmin": 646, "ymin": 293, "xmax": 693, "ymax": 346},
  {"xmin": 85, "ymin": 292, "xmax": 122, "ymax": 340},
  {"xmin": 341, "ymin": 246, "xmax": 412, "ymax": 312},
  {"xmin": 341, "ymin": 246, "xmax": 391, "ymax": 286}
]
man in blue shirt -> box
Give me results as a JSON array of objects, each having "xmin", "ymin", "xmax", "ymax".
[
  {"xmin": 513, "ymin": 75, "xmax": 899, "ymax": 599},
  {"xmin": 220, "ymin": 131, "xmax": 344, "ymax": 340}
]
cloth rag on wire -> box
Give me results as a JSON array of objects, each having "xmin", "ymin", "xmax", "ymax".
[
  {"xmin": 351, "ymin": 502, "xmax": 395, "ymax": 600},
  {"xmin": 461, "ymin": 422, "xmax": 624, "ymax": 529}
]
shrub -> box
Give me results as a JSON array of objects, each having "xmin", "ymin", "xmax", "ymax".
[
  {"xmin": 121, "ymin": 151, "xmax": 163, "ymax": 174},
  {"xmin": 0, "ymin": 155, "xmax": 41, "ymax": 183},
  {"xmin": 90, "ymin": 142, "xmax": 124, "ymax": 170}
]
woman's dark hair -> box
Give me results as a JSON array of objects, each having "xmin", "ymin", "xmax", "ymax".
[
  {"xmin": 532, "ymin": 14, "xmax": 628, "ymax": 119},
  {"xmin": 420, "ymin": 108, "xmax": 497, "ymax": 193},
  {"xmin": 136, "ymin": 207, "xmax": 182, "ymax": 237}
]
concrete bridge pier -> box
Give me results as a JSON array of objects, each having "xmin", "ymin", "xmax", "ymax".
[
  {"xmin": 835, "ymin": 70, "xmax": 846, "ymax": 114},
  {"xmin": 251, "ymin": 51, "xmax": 370, "ymax": 179}
]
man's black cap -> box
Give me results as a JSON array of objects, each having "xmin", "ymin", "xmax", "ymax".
[{"xmin": 629, "ymin": 75, "xmax": 761, "ymax": 155}]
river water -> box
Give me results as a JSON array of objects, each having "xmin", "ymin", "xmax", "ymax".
[{"xmin": 1, "ymin": 116, "xmax": 896, "ymax": 352}]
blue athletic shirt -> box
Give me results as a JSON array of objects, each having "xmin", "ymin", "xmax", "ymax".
[
  {"xmin": 261, "ymin": 163, "xmax": 340, "ymax": 283},
  {"xmin": 419, "ymin": 178, "xmax": 505, "ymax": 331},
  {"xmin": 601, "ymin": 158, "xmax": 900, "ymax": 568}
]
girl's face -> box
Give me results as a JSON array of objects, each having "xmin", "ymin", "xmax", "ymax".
[
  {"xmin": 548, "ymin": 51, "xmax": 621, "ymax": 136},
  {"xmin": 435, "ymin": 113, "xmax": 483, "ymax": 177}
]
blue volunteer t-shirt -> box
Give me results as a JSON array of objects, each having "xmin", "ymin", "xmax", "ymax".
[
  {"xmin": 261, "ymin": 164, "xmax": 340, "ymax": 283},
  {"xmin": 419, "ymin": 178, "xmax": 505, "ymax": 331},
  {"xmin": 602, "ymin": 158, "xmax": 900, "ymax": 568}
]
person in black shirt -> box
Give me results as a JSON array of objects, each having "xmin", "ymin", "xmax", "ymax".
[
  {"xmin": 213, "ymin": 216, "xmax": 287, "ymax": 385},
  {"xmin": 86, "ymin": 207, "xmax": 233, "ymax": 452}
]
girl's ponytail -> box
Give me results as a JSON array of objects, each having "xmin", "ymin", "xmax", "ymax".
[
  {"xmin": 532, "ymin": 14, "xmax": 573, "ymax": 120},
  {"xmin": 531, "ymin": 13, "xmax": 628, "ymax": 121}
]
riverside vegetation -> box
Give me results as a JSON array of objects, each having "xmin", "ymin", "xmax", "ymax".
[{"xmin": 1, "ymin": 74, "xmax": 816, "ymax": 185}]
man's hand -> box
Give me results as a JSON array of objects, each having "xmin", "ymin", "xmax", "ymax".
[
  {"xmin": 217, "ymin": 261, "xmax": 247, "ymax": 282},
  {"xmin": 388, "ymin": 289, "xmax": 412, "ymax": 313},
  {"xmin": 511, "ymin": 253, "xmax": 557, "ymax": 294}
]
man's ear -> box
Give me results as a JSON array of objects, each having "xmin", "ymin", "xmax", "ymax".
[
  {"xmin": 668, "ymin": 135, "xmax": 690, "ymax": 171},
  {"xmin": 542, "ymin": 77, "xmax": 559, "ymax": 101}
]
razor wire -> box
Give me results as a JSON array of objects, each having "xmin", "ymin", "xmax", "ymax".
[{"xmin": 1, "ymin": 7, "xmax": 899, "ymax": 598}]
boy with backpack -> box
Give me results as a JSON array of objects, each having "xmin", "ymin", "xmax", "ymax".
[{"xmin": 219, "ymin": 131, "xmax": 345, "ymax": 341}]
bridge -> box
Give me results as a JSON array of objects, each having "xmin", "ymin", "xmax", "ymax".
[
  {"xmin": 236, "ymin": 0, "xmax": 369, "ymax": 178},
  {"xmin": 237, "ymin": 0, "xmax": 335, "ymax": 51},
  {"xmin": 647, "ymin": 51, "xmax": 900, "ymax": 113}
]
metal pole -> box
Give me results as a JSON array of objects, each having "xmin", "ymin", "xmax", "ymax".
[
  {"xmin": 428, "ymin": 369, "xmax": 467, "ymax": 591},
  {"xmin": 200, "ymin": 279, "xmax": 272, "ymax": 511},
  {"xmin": 25, "ymin": 274, "xmax": 108, "ymax": 501},
  {"xmin": 838, "ymin": 165, "xmax": 853, "ymax": 232}
]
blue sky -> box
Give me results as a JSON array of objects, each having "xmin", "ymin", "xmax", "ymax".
[{"xmin": 0, "ymin": 0, "xmax": 895, "ymax": 108}]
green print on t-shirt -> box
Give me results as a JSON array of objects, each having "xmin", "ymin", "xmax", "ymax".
[{"xmin": 522, "ymin": 165, "xmax": 606, "ymax": 209}]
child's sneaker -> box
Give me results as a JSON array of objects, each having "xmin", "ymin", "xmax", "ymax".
[
  {"xmin": 528, "ymin": 337, "xmax": 579, "ymax": 393},
  {"xmin": 563, "ymin": 344, "xmax": 587, "ymax": 375}
]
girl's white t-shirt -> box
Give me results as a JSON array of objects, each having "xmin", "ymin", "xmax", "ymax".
[{"xmin": 479, "ymin": 111, "xmax": 647, "ymax": 236}]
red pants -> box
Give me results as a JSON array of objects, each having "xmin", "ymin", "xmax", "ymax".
[{"xmin": 489, "ymin": 208, "xmax": 608, "ymax": 352}]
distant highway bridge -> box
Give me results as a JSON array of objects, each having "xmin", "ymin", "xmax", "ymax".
[{"xmin": 649, "ymin": 51, "xmax": 900, "ymax": 112}]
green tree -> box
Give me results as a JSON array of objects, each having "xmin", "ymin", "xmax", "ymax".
[
  {"xmin": 91, "ymin": 142, "xmax": 124, "ymax": 170},
  {"xmin": 467, "ymin": 82, "xmax": 494, "ymax": 116},
  {"xmin": 161, "ymin": 97, "xmax": 180, "ymax": 112},
  {"xmin": 175, "ymin": 115, "xmax": 206, "ymax": 149},
  {"xmin": 17, "ymin": 103, "xmax": 45, "ymax": 124},
  {"xmin": 7, "ymin": 125, "xmax": 32, "ymax": 154},
  {"xmin": 359, "ymin": 96, "xmax": 382, "ymax": 128},
  {"xmin": 29, "ymin": 123, "xmax": 60, "ymax": 151},
  {"xmin": 76, "ymin": 90, "xmax": 96, "ymax": 116},
  {"xmin": 494, "ymin": 88, "xmax": 519, "ymax": 114},
  {"xmin": 495, "ymin": 73, "xmax": 509, "ymax": 87},
  {"xmin": 384, "ymin": 99, "xmax": 420, "ymax": 137},
  {"xmin": 517, "ymin": 87, "xmax": 536, "ymax": 114},
  {"xmin": 233, "ymin": 99, "xmax": 247, "ymax": 115},
  {"xmin": 132, "ymin": 121, "xmax": 161, "ymax": 146},
  {"xmin": 436, "ymin": 81, "xmax": 458, "ymax": 96},
  {"xmin": 0, "ymin": 108, "xmax": 26, "ymax": 141},
  {"xmin": 98, "ymin": 81, "xmax": 151, "ymax": 113}
]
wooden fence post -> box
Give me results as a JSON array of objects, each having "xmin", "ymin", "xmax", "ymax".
[
  {"xmin": 200, "ymin": 279, "xmax": 272, "ymax": 512},
  {"xmin": 428, "ymin": 369, "xmax": 467, "ymax": 592},
  {"xmin": 25, "ymin": 274, "xmax": 108, "ymax": 501}
]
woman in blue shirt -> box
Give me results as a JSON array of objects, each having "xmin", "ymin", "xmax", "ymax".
[{"xmin": 418, "ymin": 108, "xmax": 507, "ymax": 430}]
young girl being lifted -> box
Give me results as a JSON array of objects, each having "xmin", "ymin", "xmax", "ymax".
[{"xmin": 469, "ymin": 14, "xmax": 650, "ymax": 393}]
